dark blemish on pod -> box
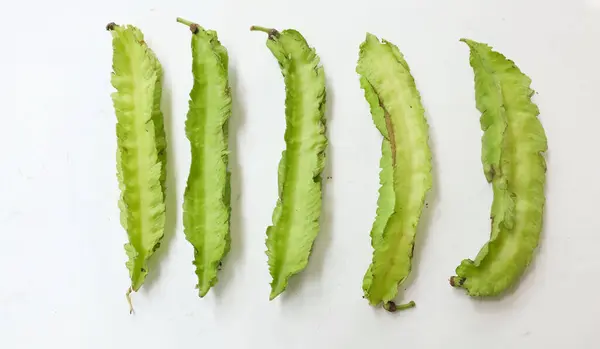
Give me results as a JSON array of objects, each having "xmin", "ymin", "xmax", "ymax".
[{"xmin": 106, "ymin": 22, "xmax": 116, "ymax": 31}]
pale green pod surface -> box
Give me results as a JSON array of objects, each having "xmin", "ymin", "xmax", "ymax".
[
  {"xmin": 357, "ymin": 33, "xmax": 432, "ymax": 311},
  {"xmin": 178, "ymin": 18, "xmax": 232, "ymax": 297},
  {"xmin": 107, "ymin": 24, "xmax": 167, "ymax": 299},
  {"xmin": 251, "ymin": 26, "xmax": 327, "ymax": 300},
  {"xmin": 450, "ymin": 39, "xmax": 547, "ymax": 296}
]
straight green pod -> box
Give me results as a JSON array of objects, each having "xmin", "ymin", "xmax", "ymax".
[
  {"xmin": 450, "ymin": 39, "xmax": 547, "ymax": 296},
  {"xmin": 107, "ymin": 23, "xmax": 167, "ymax": 311},
  {"xmin": 357, "ymin": 33, "xmax": 432, "ymax": 312},
  {"xmin": 177, "ymin": 18, "xmax": 232, "ymax": 297},
  {"xmin": 251, "ymin": 26, "xmax": 327, "ymax": 300}
]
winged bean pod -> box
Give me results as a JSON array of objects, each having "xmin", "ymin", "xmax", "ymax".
[
  {"xmin": 450, "ymin": 39, "xmax": 547, "ymax": 296},
  {"xmin": 251, "ymin": 26, "xmax": 327, "ymax": 300},
  {"xmin": 177, "ymin": 18, "xmax": 232, "ymax": 297},
  {"xmin": 107, "ymin": 23, "xmax": 167, "ymax": 312},
  {"xmin": 357, "ymin": 33, "xmax": 432, "ymax": 311}
]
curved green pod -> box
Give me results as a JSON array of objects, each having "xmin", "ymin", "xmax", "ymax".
[
  {"xmin": 251, "ymin": 26, "xmax": 327, "ymax": 300},
  {"xmin": 450, "ymin": 39, "xmax": 547, "ymax": 296},
  {"xmin": 177, "ymin": 18, "xmax": 232, "ymax": 297},
  {"xmin": 357, "ymin": 33, "xmax": 432, "ymax": 312},
  {"xmin": 107, "ymin": 23, "xmax": 167, "ymax": 311}
]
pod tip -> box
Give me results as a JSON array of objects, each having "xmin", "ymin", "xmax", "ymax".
[{"xmin": 126, "ymin": 287, "xmax": 135, "ymax": 315}]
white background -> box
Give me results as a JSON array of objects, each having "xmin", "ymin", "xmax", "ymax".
[{"xmin": 1, "ymin": 0, "xmax": 599, "ymax": 348}]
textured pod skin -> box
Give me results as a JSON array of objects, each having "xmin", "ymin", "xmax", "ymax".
[
  {"xmin": 450, "ymin": 39, "xmax": 547, "ymax": 296},
  {"xmin": 180, "ymin": 20, "xmax": 232, "ymax": 297},
  {"xmin": 108, "ymin": 24, "xmax": 167, "ymax": 293},
  {"xmin": 357, "ymin": 33, "xmax": 432, "ymax": 310},
  {"xmin": 253, "ymin": 27, "xmax": 327, "ymax": 300}
]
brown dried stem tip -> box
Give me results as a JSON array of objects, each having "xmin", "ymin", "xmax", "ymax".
[
  {"xmin": 449, "ymin": 276, "xmax": 465, "ymax": 287},
  {"xmin": 250, "ymin": 25, "xmax": 280, "ymax": 40},
  {"xmin": 176, "ymin": 17, "xmax": 199, "ymax": 34},
  {"xmin": 106, "ymin": 22, "xmax": 117, "ymax": 31}
]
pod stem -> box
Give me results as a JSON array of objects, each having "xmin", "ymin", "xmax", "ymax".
[
  {"xmin": 250, "ymin": 25, "xmax": 280, "ymax": 38},
  {"xmin": 383, "ymin": 300, "xmax": 416, "ymax": 312},
  {"xmin": 176, "ymin": 17, "xmax": 195, "ymax": 26},
  {"xmin": 176, "ymin": 17, "xmax": 199, "ymax": 34}
]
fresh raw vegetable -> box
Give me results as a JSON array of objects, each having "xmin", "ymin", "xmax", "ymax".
[
  {"xmin": 357, "ymin": 33, "xmax": 432, "ymax": 312},
  {"xmin": 450, "ymin": 39, "xmax": 547, "ymax": 296},
  {"xmin": 177, "ymin": 17, "xmax": 232, "ymax": 297},
  {"xmin": 107, "ymin": 23, "xmax": 167, "ymax": 312},
  {"xmin": 251, "ymin": 25, "xmax": 327, "ymax": 300}
]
